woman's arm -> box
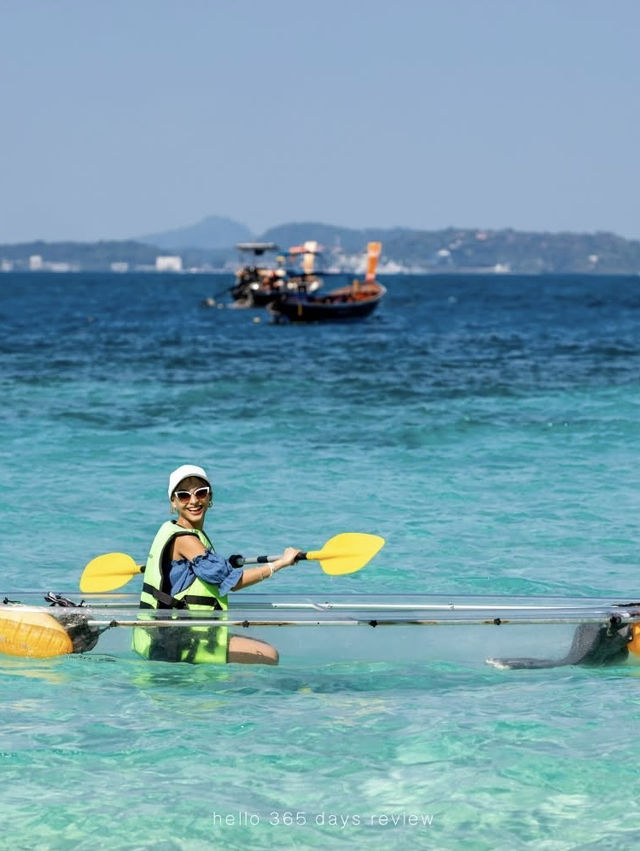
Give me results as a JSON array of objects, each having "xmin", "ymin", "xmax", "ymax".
[
  {"xmin": 171, "ymin": 533, "xmax": 207, "ymax": 562},
  {"xmin": 171, "ymin": 535, "xmax": 300, "ymax": 593},
  {"xmin": 231, "ymin": 547, "xmax": 301, "ymax": 591}
]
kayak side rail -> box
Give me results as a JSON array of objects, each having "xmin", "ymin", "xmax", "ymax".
[
  {"xmin": 5, "ymin": 600, "xmax": 640, "ymax": 615},
  {"xmin": 5, "ymin": 593, "xmax": 640, "ymax": 612},
  {"xmin": 85, "ymin": 612, "xmax": 640, "ymax": 629}
]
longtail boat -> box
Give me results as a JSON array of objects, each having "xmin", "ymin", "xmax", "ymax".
[
  {"xmin": 269, "ymin": 241, "xmax": 386, "ymax": 322},
  {"xmin": 229, "ymin": 241, "xmax": 323, "ymax": 307}
]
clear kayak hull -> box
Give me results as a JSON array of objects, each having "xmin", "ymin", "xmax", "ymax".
[{"xmin": 2, "ymin": 593, "xmax": 640, "ymax": 667}]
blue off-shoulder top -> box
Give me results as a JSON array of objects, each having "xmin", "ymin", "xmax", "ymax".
[{"xmin": 167, "ymin": 550, "xmax": 245, "ymax": 598}]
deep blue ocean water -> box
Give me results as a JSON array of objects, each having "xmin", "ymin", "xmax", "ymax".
[{"xmin": 1, "ymin": 271, "xmax": 640, "ymax": 849}]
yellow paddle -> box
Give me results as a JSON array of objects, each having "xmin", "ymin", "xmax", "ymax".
[
  {"xmin": 80, "ymin": 552, "xmax": 142, "ymax": 593},
  {"xmin": 79, "ymin": 532, "xmax": 385, "ymax": 593}
]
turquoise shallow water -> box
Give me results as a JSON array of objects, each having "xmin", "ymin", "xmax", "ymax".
[{"xmin": 1, "ymin": 272, "xmax": 640, "ymax": 849}]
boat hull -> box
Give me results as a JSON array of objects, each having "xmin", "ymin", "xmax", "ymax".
[
  {"xmin": 2, "ymin": 593, "xmax": 640, "ymax": 668},
  {"xmin": 270, "ymin": 283, "xmax": 386, "ymax": 322}
]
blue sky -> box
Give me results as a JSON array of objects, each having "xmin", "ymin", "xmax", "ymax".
[{"xmin": 1, "ymin": 0, "xmax": 638, "ymax": 242}]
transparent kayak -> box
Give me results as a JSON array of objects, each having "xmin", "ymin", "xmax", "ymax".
[{"xmin": 2, "ymin": 593, "xmax": 640, "ymax": 667}]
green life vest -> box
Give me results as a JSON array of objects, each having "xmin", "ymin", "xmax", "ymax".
[{"xmin": 131, "ymin": 521, "xmax": 229, "ymax": 664}]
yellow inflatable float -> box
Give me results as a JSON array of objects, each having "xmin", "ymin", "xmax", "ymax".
[{"xmin": 0, "ymin": 608, "xmax": 74, "ymax": 658}]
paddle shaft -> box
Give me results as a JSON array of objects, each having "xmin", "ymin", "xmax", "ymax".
[{"xmin": 232, "ymin": 553, "xmax": 309, "ymax": 567}]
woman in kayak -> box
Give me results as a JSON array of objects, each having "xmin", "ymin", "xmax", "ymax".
[{"xmin": 132, "ymin": 464, "xmax": 300, "ymax": 665}]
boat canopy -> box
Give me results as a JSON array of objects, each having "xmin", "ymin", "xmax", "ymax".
[{"xmin": 235, "ymin": 242, "xmax": 279, "ymax": 255}]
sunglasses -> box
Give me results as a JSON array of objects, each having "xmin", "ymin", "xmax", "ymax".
[{"xmin": 173, "ymin": 486, "xmax": 211, "ymax": 504}]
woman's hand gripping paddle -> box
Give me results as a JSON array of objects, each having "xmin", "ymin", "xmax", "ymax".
[{"xmin": 79, "ymin": 532, "xmax": 385, "ymax": 593}]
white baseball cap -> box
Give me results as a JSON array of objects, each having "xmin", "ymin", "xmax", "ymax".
[{"xmin": 168, "ymin": 464, "xmax": 211, "ymax": 498}]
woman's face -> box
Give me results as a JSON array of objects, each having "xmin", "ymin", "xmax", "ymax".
[{"xmin": 170, "ymin": 476, "xmax": 212, "ymax": 527}]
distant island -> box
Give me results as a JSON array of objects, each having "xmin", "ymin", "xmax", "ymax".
[{"xmin": 2, "ymin": 215, "xmax": 640, "ymax": 274}]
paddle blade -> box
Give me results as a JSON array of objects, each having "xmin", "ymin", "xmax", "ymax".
[
  {"xmin": 79, "ymin": 552, "xmax": 142, "ymax": 593},
  {"xmin": 305, "ymin": 533, "xmax": 385, "ymax": 576}
]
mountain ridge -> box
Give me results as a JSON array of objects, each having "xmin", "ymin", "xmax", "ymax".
[
  {"xmin": 2, "ymin": 216, "xmax": 640, "ymax": 274},
  {"xmin": 136, "ymin": 215, "xmax": 254, "ymax": 250}
]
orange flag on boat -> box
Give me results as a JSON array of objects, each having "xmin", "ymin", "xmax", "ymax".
[{"xmin": 365, "ymin": 242, "xmax": 382, "ymax": 283}]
